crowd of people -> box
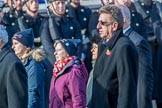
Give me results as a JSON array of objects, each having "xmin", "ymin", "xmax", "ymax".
[{"xmin": 0, "ymin": 0, "xmax": 162, "ymax": 108}]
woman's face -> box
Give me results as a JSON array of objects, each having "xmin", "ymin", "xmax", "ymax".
[
  {"xmin": 91, "ymin": 43, "xmax": 98, "ymax": 60},
  {"xmin": 12, "ymin": 39, "xmax": 27, "ymax": 58},
  {"xmin": 54, "ymin": 42, "xmax": 69, "ymax": 63}
]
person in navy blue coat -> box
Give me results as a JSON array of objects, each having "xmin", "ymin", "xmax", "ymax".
[
  {"xmin": 23, "ymin": 0, "xmax": 45, "ymax": 47},
  {"xmin": 65, "ymin": 0, "xmax": 92, "ymax": 36},
  {"xmin": 128, "ymin": 1, "xmax": 162, "ymax": 107},
  {"xmin": 118, "ymin": 5, "xmax": 154, "ymax": 108},
  {"xmin": 114, "ymin": 0, "xmax": 147, "ymax": 38},
  {"xmin": 12, "ymin": 28, "xmax": 47, "ymax": 108},
  {"xmin": 2, "ymin": 0, "xmax": 27, "ymax": 45},
  {"xmin": 66, "ymin": 0, "xmax": 93, "ymax": 73}
]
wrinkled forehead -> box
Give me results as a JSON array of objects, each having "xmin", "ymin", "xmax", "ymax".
[{"xmin": 99, "ymin": 13, "xmax": 113, "ymax": 21}]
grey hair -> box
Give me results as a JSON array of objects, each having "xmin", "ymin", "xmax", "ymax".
[
  {"xmin": 98, "ymin": 4, "xmax": 124, "ymax": 29},
  {"xmin": 118, "ymin": 5, "xmax": 131, "ymax": 25},
  {"xmin": 0, "ymin": 25, "xmax": 8, "ymax": 44}
]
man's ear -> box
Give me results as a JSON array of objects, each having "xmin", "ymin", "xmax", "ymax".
[
  {"xmin": 123, "ymin": 17, "xmax": 126, "ymax": 23},
  {"xmin": 112, "ymin": 22, "xmax": 118, "ymax": 31}
]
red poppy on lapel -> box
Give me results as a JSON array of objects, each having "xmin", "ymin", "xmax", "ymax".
[{"xmin": 106, "ymin": 49, "xmax": 111, "ymax": 56}]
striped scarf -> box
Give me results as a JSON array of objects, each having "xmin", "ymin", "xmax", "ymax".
[{"xmin": 53, "ymin": 56, "xmax": 74, "ymax": 76}]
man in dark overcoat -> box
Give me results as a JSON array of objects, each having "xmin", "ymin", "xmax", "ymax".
[
  {"xmin": 118, "ymin": 5, "xmax": 154, "ymax": 108},
  {"xmin": 91, "ymin": 4, "xmax": 138, "ymax": 108},
  {"xmin": 0, "ymin": 25, "xmax": 28, "ymax": 108},
  {"xmin": 130, "ymin": 1, "xmax": 162, "ymax": 107}
]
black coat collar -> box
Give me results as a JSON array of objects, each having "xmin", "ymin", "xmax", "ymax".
[{"xmin": 105, "ymin": 29, "xmax": 124, "ymax": 51}]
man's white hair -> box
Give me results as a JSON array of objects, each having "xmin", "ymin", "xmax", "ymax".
[
  {"xmin": 0, "ymin": 25, "xmax": 8, "ymax": 44},
  {"xmin": 118, "ymin": 4, "xmax": 131, "ymax": 24}
]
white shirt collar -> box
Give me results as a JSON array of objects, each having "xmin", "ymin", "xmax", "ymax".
[{"xmin": 123, "ymin": 26, "xmax": 131, "ymax": 34}]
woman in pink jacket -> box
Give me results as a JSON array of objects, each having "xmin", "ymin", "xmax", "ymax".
[{"xmin": 49, "ymin": 39, "xmax": 88, "ymax": 108}]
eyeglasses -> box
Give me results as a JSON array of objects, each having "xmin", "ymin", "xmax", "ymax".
[{"xmin": 98, "ymin": 21, "xmax": 113, "ymax": 26}]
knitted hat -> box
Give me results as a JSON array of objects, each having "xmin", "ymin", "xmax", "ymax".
[
  {"xmin": 58, "ymin": 39, "xmax": 77, "ymax": 56},
  {"xmin": 14, "ymin": 28, "xmax": 34, "ymax": 48}
]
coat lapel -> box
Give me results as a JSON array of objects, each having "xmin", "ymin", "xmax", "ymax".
[{"xmin": 105, "ymin": 29, "xmax": 124, "ymax": 51}]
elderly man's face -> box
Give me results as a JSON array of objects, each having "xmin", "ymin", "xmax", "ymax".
[{"xmin": 97, "ymin": 13, "xmax": 115, "ymax": 40}]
